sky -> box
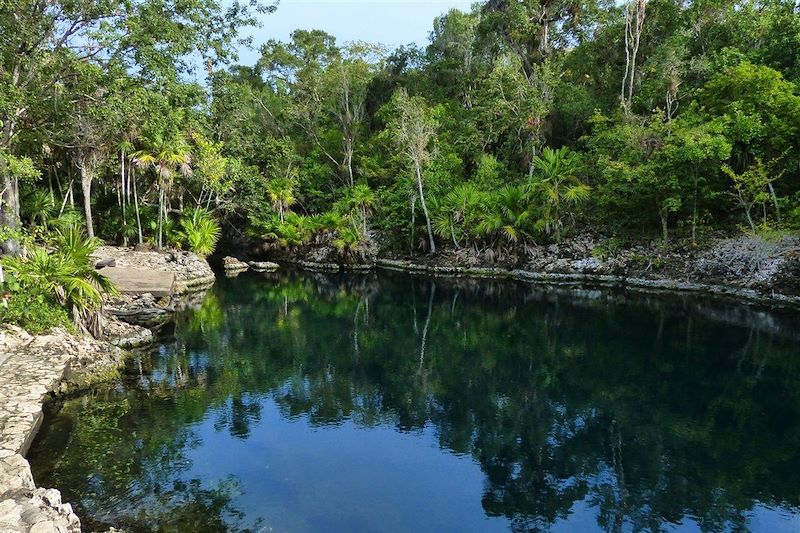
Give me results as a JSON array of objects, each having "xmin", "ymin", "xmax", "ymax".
[{"xmin": 235, "ymin": 0, "xmax": 474, "ymax": 66}]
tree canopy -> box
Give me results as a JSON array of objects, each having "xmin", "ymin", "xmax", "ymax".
[{"xmin": 1, "ymin": 0, "xmax": 799, "ymax": 258}]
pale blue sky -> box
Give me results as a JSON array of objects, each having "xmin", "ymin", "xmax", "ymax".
[{"xmin": 236, "ymin": 0, "xmax": 474, "ymax": 66}]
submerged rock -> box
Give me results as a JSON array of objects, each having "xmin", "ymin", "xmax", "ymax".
[
  {"xmin": 100, "ymin": 315, "xmax": 154, "ymax": 348},
  {"xmin": 105, "ymin": 293, "xmax": 172, "ymax": 327}
]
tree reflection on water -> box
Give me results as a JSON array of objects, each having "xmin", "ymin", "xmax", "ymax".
[{"xmin": 29, "ymin": 270, "xmax": 800, "ymax": 532}]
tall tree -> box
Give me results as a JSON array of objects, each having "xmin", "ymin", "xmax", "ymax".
[
  {"xmin": 323, "ymin": 43, "xmax": 381, "ymax": 187},
  {"xmin": 621, "ymin": 0, "xmax": 646, "ymax": 112},
  {"xmin": 0, "ymin": 0, "xmax": 272, "ymax": 230},
  {"xmin": 387, "ymin": 89, "xmax": 438, "ymax": 253}
]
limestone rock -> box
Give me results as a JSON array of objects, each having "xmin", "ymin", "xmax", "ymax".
[
  {"xmin": 223, "ymin": 256, "xmax": 249, "ymax": 273},
  {"xmin": 92, "ymin": 246, "xmax": 214, "ymax": 283},
  {"xmin": 0, "ymin": 326, "xmax": 99, "ymax": 532},
  {"xmin": 248, "ymin": 261, "xmax": 279, "ymax": 272}
]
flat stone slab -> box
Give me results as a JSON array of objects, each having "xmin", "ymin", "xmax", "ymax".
[{"xmin": 101, "ymin": 267, "xmax": 176, "ymax": 297}]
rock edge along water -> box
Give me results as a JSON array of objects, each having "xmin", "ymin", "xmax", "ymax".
[
  {"xmin": 374, "ymin": 259, "xmax": 800, "ymax": 308},
  {"xmin": 0, "ymin": 246, "xmax": 216, "ymax": 533},
  {"xmin": 253, "ymin": 233, "xmax": 799, "ymax": 306},
  {"xmin": 0, "ymin": 327, "xmax": 120, "ymax": 533}
]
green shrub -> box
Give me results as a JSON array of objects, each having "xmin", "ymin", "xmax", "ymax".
[
  {"xmin": 21, "ymin": 189, "xmax": 56, "ymax": 230},
  {"xmin": 0, "ymin": 286, "xmax": 72, "ymax": 334},
  {"xmin": 592, "ymin": 236, "xmax": 623, "ymax": 260},
  {"xmin": 3, "ymin": 226, "xmax": 116, "ymax": 333},
  {"xmin": 51, "ymin": 207, "xmax": 84, "ymax": 234},
  {"xmin": 175, "ymin": 208, "xmax": 221, "ymax": 257}
]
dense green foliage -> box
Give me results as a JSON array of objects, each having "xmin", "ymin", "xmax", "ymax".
[
  {"xmin": 2, "ymin": 0, "xmax": 799, "ymax": 259},
  {"xmin": 0, "ymin": 286, "xmax": 72, "ymax": 334}
]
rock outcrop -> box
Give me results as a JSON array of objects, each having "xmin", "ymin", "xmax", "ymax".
[
  {"xmin": 93, "ymin": 246, "xmax": 215, "ymax": 293},
  {"xmin": 96, "ymin": 247, "xmax": 216, "ymax": 328}
]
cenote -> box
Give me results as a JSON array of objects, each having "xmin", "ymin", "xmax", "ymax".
[{"xmin": 28, "ymin": 271, "xmax": 800, "ymax": 532}]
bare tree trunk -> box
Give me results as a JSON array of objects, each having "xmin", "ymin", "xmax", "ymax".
[
  {"xmin": 692, "ymin": 196, "xmax": 698, "ymax": 246},
  {"xmin": 767, "ymin": 182, "xmax": 781, "ymax": 223},
  {"xmin": 59, "ymin": 179, "xmax": 74, "ymax": 217},
  {"xmin": 120, "ymin": 152, "xmax": 128, "ymax": 246},
  {"xmin": 361, "ymin": 206, "xmax": 367, "ymax": 237},
  {"xmin": 47, "ymin": 170, "xmax": 55, "ymax": 204},
  {"xmin": 621, "ymin": 0, "xmax": 646, "ymax": 112},
  {"xmin": 344, "ymin": 136, "xmax": 355, "ymax": 188},
  {"xmin": 410, "ymin": 193, "xmax": 416, "ymax": 255},
  {"xmin": 158, "ymin": 188, "xmax": 164, "ymax": 249},
  {"xmin": 79, "ymin": 160, "xmax": 95, "ymax": 238},
  {"xmin": 0, "ymin": 119, "xmax": 20, "ymax": 230},
  {"xmin": 691, "ymin": 174, "xmax": 698, "ymax": 246},
  {"xmin": 132, "ymin": 166, "xmax": 143, "ymax": 244},
  {"xmin": 415, "ymin": 165, "xmax": 436, "ymax": 254},
  {"xmin": 0, "ymin": 175, "xmax": 19, "ymax": 230},
  {"xmin": 745, "ymin": 206, "xmax": 755, "ymax": 232}
]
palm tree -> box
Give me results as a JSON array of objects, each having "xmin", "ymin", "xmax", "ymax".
[
  {"xmin": 133, "ymin": 135, "xmax": 193, "ymax": 249},
  {"xmin": 529, "ymin": 147, "xmax": 591, "ymax": 242},
  {"xmin": 342, "ymin": 184, "xmax": 375, "ymax": 238},
  {"xmin": 432, "ymin": 183, "xmax": 484, "ymax": 248},
  {"xmin": 118, "ymin": 139, "xmax": 137, "ymax": 245},
  {"xmin": 266, "ymin": 177, "xmax": 296, "ymax": 223},
  {"xmin": 478, "ymin": 186, "xmax": 532, "ymax": 245}
]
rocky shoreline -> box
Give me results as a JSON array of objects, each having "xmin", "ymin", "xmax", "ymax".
[
  {"xmin": 375, "ymin": 258, "xmax": 800, "ymax": 308},
  {"xmin": 0, "ymin": 246, "xmax": 216, "ymax": 533},
  {"xmin": 250, "ymin": 233, "xmax": 800, "ymax": 308},
  {"xmin": 0, "ymin": 327, "xmax": 124, "ymax": 532}
]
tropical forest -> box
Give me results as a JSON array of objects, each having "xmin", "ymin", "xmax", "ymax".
[{"xmin": 1, "ymin": 0, "xmax": 800, "ymax": 531}]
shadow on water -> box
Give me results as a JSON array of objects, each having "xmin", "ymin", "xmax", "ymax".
[{"xmin": 28, "ymin": 269, "xmax": 800, "ymax": 532}]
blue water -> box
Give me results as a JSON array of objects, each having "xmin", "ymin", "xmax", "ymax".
[{"xmin": 28, "ymin": 271, "xmax": 800, "ymax": 532}]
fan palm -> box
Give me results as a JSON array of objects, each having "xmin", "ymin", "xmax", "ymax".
[
  {"xmin": 529, "ymin": 147, "xmax": 591, "ymax": 242},
  {"xmin": 23, "ymin": 189, "xmax": 56, "ymax": 231},
  {"xmin": 177, "ymin": 208, "xmax": 221, "ymax": 257},
  {"xmin": 432, "ymin": 183, "xmax": 484, "ymax": 248},
  {"xmin": 339, "ymin": 184, "xmax": 375, "ymax": 237},
  {"xmin": 477, "ymin": 186, "xmax": 532, "ymax": 245},
  {"xmin": 266, "ymin": 178, "xmax": 296, "ymax": 223}
]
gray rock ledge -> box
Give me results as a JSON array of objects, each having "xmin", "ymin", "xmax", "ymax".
[
  {"xmin": 375, "ymin": 259, "xmax": 800, "ymax": 308},
  {"xmin": 0, "ymin": 326, "xmax": 128, "ymax": 532}
]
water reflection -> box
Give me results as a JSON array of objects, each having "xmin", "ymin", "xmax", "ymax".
[{"xmin": 29, "ymin": 270, "xmax": 800, "ymax": 532}]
